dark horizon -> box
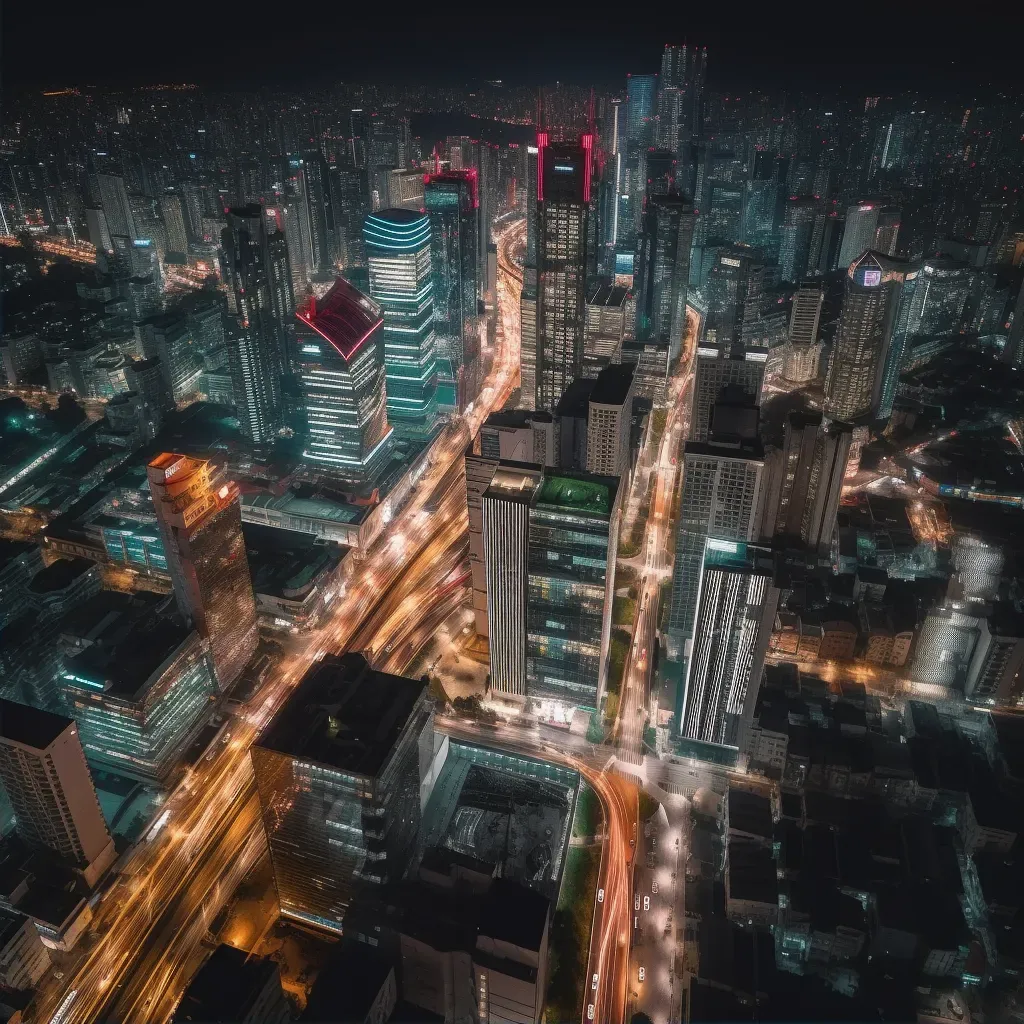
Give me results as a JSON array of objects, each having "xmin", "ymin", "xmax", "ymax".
[{"xmin": 3, "ymin": 2, "xmax": 1021, "ymax": 95}]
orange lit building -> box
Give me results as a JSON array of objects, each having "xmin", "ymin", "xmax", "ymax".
[{"xmin": 147, "ymin": 453, "xmax": 258, "ymax": 689}]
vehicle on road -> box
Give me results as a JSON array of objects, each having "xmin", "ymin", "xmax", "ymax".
[{"xmin": 638, "ymin": 967, "xmax": 646, "ymax": 982}]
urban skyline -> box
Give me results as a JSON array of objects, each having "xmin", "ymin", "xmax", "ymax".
[{"xmin": 0, "ymin": 19, "xmax": 1023, "ymax": 1024}]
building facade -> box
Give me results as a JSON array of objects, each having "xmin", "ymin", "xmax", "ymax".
[{"xmin": 147, "ymin": 453, "xmax": 259, "ymax": 690}]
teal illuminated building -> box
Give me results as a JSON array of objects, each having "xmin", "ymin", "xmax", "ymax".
[
  {"xmin": 525, "ymin": 470, "xmax": 621, "ymax": 717},
  {"xmin": 363, "ymin": 210, "xmax": 439, "ymax": 438},
  {"xmin": 59, "ymin": 593, "xmax": 218, "ymax": 782},
  {"xmin": 94, "ymin": 513, "xmax": 167, "ymax": 574},
  {"xmin": 424, "ymin": 171, "xmax": 479, "ymax": 410}
]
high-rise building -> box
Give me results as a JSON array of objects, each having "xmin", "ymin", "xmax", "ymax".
[
  {"xmin": 760, "ymin": 411, "xmax": 851, "ymax": 556},
  {"xmin": 680, "ymin": 540, "xmax": 780, "ymax": 749},
  {"xmin": 478, "ymin": 412, "xmax": 556, "ymax": 466},
  {"xmin": 586, "ymin": 363, "xmax": 635, "ymax": 482},
  {"xmin": 526, "ymin": 470, "xmax": 620, "ymax": 717},
  {"xmin": 0, "ymin": 700, "xmax": 116, "ymax": 888},
  {"xmin": 424, "ymin": 170, "xmax": 480, "ymax": 408},
  {"xmin": 534, "ymin": 136, "xmax": 592, "ymax": 412},
  {"xmin": 221, "ymin": 206, "xmax": 292, "ymax": 444},
  {"xmin": 251, "ymin": 653, "xmax": 431, "ymax": 933},
  {"xmin": 626, "ymin": 74, "xmax": 657, "ymax": 148},
  {"xmin": 95, "ymin": 173, "xmax": 137, "ymax": 241},
  {"xmin": 690, "ymin": 345, "xmax": 765, "ymax": 443},
  {"xmin": 837, "ymin": 200, "xmax": 898, "ymax": 269},
  {"xmin": 136, "ymin": 312, "xmax": 202, "ymax": 403},
  {"xmin": 783, "ymin": 284, "xmax": 824, "ymax": 383},
  {"xmin": 965, "ymin": 604, "xmax": 1024, "ymax": 708},
  {"xmin": 658, "ymin": 44, "xmax": 706, "ymax": 148},
  {"xmin": 160, "ymin": 192, "xmax": 189, "ymax": 256},
  {"xmin": 667, "ymin": 391, "xmax": 764, "ymax": 662},
  {"xmin": 634, "ymin": 193, "xmax": 696, "ymax": 363},
  {"xmin": 583, "ymin": 284, "xmax": 628, "ymax": 376},
  {"xmin": 295, "ymin": 279, "xmax": 394, "ymax": 483},
  {"xmin": 302, "ymin": 152, "xmax": 337, "ymax": 275},
  {"xmin": 147, "ymin": 453, "xmax": 258, "ymax": 690},
  {"xmin": 778, "ymin": 197, "xmax": 820, "ymax": 283},
  {"xmin": 823, "ymin": 251, "xmax": 914, "ymax": 423},
  {"xmin": 364, "ymin": 210, "xmax": 439, "ymax": 438},
  {"xmin": 702, "ymin": 245, "xmax": 766, "ymax": 350},
  {"xmin": 481, "ymin": 462, "xmax": 543, "ymax": 699}
]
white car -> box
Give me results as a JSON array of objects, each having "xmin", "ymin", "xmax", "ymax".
[
  {"xmin": 587, "ymin": 1005, "xmax": 595, "ymax": 1021},
  {"xmin": 643, "ymin": 896, "xmax": 650, "ymax": 911},
  {"xmin": 634, "ymin": 894, "xmax": 640, "ymax": 911},
  {"xmin": 597, "ymin": 888, "xmax": 604, "ymax": 904},
  {"xmin": 638, "ymin": 967, "xmax": 646, "ymax": 982},
  {"xmin": 592, "ymin": 973, "xmax": 599, "ymax": 991},
  {"xmin": 652, "ymin": 881, "xmax": 659, "ymax": 894}
]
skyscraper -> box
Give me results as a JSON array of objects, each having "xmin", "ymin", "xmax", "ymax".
[
  {"xmin": 302, "ymin": 152, "xmax": 337, "ymax": 275},
  {"xmin": 657, "ymin": 44, "xmax": 706, "ymax": 148},
  {"xmin": 481, "ymin": 462, "xmax": 543, "ymax": 700},
  {"xmin": 424, "ymin": 170, "xmax": 480, "ymax": 408},
  {"xmin": 634, "ymin": 193, "xmax": 696, "ymax": 362},
  {"xmin": 837, "ymin": 200, "xmax": 899, "ymax": 269},
  {"xmin": 526, "ymin": 471, "xmax": 620, "ymax": 718},
  {"xmin": 667, "ymin": 391, "xmax": 764, "ymax": 662},
  {"xmin": 221, "ymin": 206, "xmax": 290, "ymax": 444},
  {"xmin": 760, "ymin": 411, "xmax": 851, "ymax": 556},
  {"xmin": 160, "ymin": 192, "xmax": 189, "ymax": 256},
  {"xmin": 783, "ymin": 284, "xmax": 824, "ymax": 383},
  {"xmin": 690, "ymin": 346, "xmax": 765, "ymax": 443},
  {"xmin": 364, "ymin": 209, "xmax": 439, "ymax": 438},
  {"xmin": 295, "ymin": 279, "xmax": 394, "ymax": 483},
  {"xmin": 251, "ymin": 653, "xmax": 431, "ymax": 933},
  {"xmin": 680, "ymin": 540, "xmax": 779, "ymax": 749},
  {"xmin": 778, "ymin": 197, "xmax": 820, "ymax": 283},
  {"xmin": 95, "ymin": 173, "xmax": 137, "ymax": 241},
  {"xmin": 823, "ymin": 251, "xmax": 914, "ymax": 423},
  {"xmin": 702, "ymin": 245, "xmax": 766, "ymax": 350},
  {"xmin": 0, "ymin": 700, "xmax": 116, "ymax": 888},
  {"xmin": 534, "ymin": 136, "xmax": 592, "ymax": 412},
  {"xmin": 147, "ymin": 453, "xmax": 258, "ymax": 691},
  {"xmin": 626, "ymin": 74, "xmax": 657, "ymax": 149}
]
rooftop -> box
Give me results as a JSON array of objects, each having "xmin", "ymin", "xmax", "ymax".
[
  {"xmin": 485, "ymin": 462, "xmax": 543, "ymax": 503},
  {"xmin": 256, "ymin": 652, "xmax": 425, "ymax": 778},
  {"xmin": 301, "ymin": 944, "xmax": 393, "ymax": 1023},
  {"xmin": 241, "ymin": 490, "xmax": 368, "ymax": 526},
  {"xmin": 0, "ymin": 699, "xmax": 72, "ymax": 750},
  {"xmin": 586, "ymin": 283, "xmax": 628, "ymax": 308},
  {"xmin": 296, "ymin": 277, "xmax": 383, "ymax": 362},
  {"xmin": 477, "ymin": 878, "xmax": 549, "ymax": 952},
  {"xmin": 174, "ymin": 944, "xmax": 280, "ymax": 1023},
  {"xmin": 589, "ymin": 363, "xmax": 635, "ymax": 407},
  {"xmin": 536, "ymin": 471, "xmax": 617, "ymax": 516},
  {"xmin": 27, "ymin": 557, "xmax": 94, "ymax": 595}
]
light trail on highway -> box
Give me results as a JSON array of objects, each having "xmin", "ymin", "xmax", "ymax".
[{"xmin": 26, "ymin": 218, "xmax": 527, "ymax": 1024}]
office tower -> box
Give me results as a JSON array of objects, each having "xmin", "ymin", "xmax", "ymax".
[
  {"xmin": 424, "ymin": 171, "xmax": 480, "ymax": 407},
  {"xmin": 680, "ymin": 540, "xmax": 779, "ymax": 748},
  {"xmin": 634, "ymin": 193, "xmax": 696, "ymax": 362},
  {"xmin": 387, "ymin": 169, "xmax": 425, "ymax": 212},
  {"xmin": 584, "ymin": 284, "xmax": 628, "ymax": 375},
  {"xmin": 221, "ymin": 206, "xmax": 291, "ymax": 443},
  {"xmin": 85, "ymin": 207, "xmax": 111, "ymax": 252},
  {"xmin": 519, "ymin": 270, "xmax": 538, "ymax": 410},
  {"xmin": 295, "ymin": 279, "xmax": 394, "ymax": 483},
  {"xmin": 702, "ymin": 245, "xmax": 766, "ymax": 350},
  {"xmin": 525, "ymin": 140, "xmax": 541, "ymax": 267},
  {"xmin": 124, "ymin": 356, "xmax": 173, "ymax": 437},
  {"xmin": 481, "ymin": 463, "xmax": 543, "ymax": 699},
  {"xmin": 626, "ymin": 74, "xmax": 657, "ymax": 148},
  {"xmin": 174, "ymin": 944, "xmax": 292, "ymax": 1024},
  {"xmin": 837, "ymin": 200, "xmax": 900, "ymax": 269},
  {"xmin": 478, "ymin": 412, "xmax": 556, "ymax": 465},
  {"xmin": 526, "ymin": 471, "xmax": 620, "ymax": 715},
  {"xmin": 534, "ymin": 136, "xmax": 591, "ymax": 412},
  {"xmin": 783, "ymin": 284, "xmax": 824, "ymax": 383},
  {"xmin": 667, "ymin": 391, "xmax": 764, "ymax": 661},
  {"xmin": 60, "ymin": 593, "xmax": 218, "ymax": 782},
  {"xmin": 952, "ymin": 533, "xmax": 1004, "ymax": 603},
  {"xmin": 160, "ymin": 192, "xmax": 189, "ymax": 256},
  {"xmin": 95, "ymin": 173, "xmax": 137, "ymax": 240},
  {"xmin": 904, "ymin": 257, "xmax": 971, "ymax": 339},
  {"xmin": 302, "ymin": 152, "xmax": 337, "ymax": 274},
  {"xmin": 147, "ymin": 453, "xmax": 258, "ymax": 690},
  {"xmin": 329, "ymin": 163, "xmax": 370, "ymax": 269},
  {"xmin": 760, "ymin": 411, "xmax": 851, "ymax": 556},
  {"xmin": 823, "ymin": 251, "xmax": 914, "ymax": 423},
  {"xmin": 808, "ymin": 210, "xmax": 844, "ymax": 275},
  {"xmin": 690, "ymin": 346, "xmax": 765, "ymax": 443},
  {"xmin": 280, "ymin": 199, "xmax": 311, "ymax": 294},
  {"xmin": 778, "ymin": 197, "xmax": 820, "ymax": 283},
  {"xmin": 251, "ymin": 653, "xmax": 431, "ymax": 933},
  {"xmin": 0, "ymin": 701, "xmax": 116, "ymax": 888},
  {"xmin": 136, "ymin": 312, "xmax": 201, "ymax": 402},
  {"xmin": 364, "ymin": 210, "xmax": 439, "ymax": 438},
  {"xmin": 965, "ymin": 605, "xmax": 1024, "ymax": 707},
  {"xmin": 645, "ymin": 150, "xmax": 676, "ymax": 198},
  {"xmin": 348, "ymin": 109, "xmax": 369, "ymax": 168},
  {"xmin": 586, "ymin": 363, "xmax": 635, "ymax": 481}
]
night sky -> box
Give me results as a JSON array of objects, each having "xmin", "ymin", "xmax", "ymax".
[{"xmin": 2, "ymin": 2, "xmax": 1018, "ymax": 93}]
